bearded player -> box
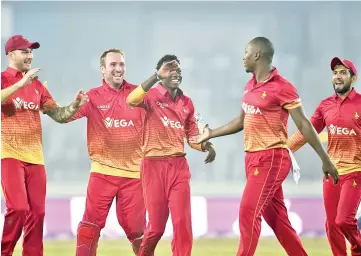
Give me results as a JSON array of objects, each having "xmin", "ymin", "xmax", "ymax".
[
  {"xmin": 288, "ymin": 58, "xmax": 361, "ymax": 256},
  {"xmin": 1, "ymin": 34, "xmax": 88, "ymax": 256}
]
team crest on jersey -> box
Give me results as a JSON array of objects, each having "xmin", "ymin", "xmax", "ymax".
[
  {"xmin": 355, "ymin": 112, "xmax": 359, "ymax": 120},
  {"xmin": 261, "ymin": 92, "xmax": 267, "ymax": 98}
]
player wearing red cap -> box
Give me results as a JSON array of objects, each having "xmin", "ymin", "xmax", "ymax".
[
  {"xmin": 288, "ymin": 58, "xmax": 361, "ymax": 255},
  {"xmin": 190, "ymin": 37, "xmax": 339, "ymax": 256},
  {"xmin": 1, "ymin": 35, "xmax": 88, "ymax": 256}
]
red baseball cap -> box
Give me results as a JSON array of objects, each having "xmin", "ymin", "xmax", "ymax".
[
  {"xmin": 5, "ymin": 35, "xmax": 40, "ymax": 55},
  {"xmin": 330, "ymin": 57, "xmax": 358, "ymax": 76}
]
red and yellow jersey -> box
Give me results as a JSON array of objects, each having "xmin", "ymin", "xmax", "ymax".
[
  {"xmin": 288, "ymin": 89, "xmax": 361, "ymax": 175},
  {"xmin": 242, "ymin": 68, "xmax": 302, "ymax": 152},
  {"xmin": 131, "ymin": 83, "xmax": 199, "ymax": 157},
  {"xmin": 1, "ymin": 67, "xmax": 57, "ymax": 165},
  {"xmin": 67, "ymin": 80, "xmax": 145, "ymax": 178}
]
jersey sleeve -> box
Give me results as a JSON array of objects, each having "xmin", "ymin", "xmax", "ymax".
[
  {"xmin": 1, "ymin": 74, "xmax": 8, "ymax": 89},
  {"xmin": 185, "ymin": 99, "xmax": 199, "ymax": 138},
  {"xmin": 1, "ymin": 75, "xmax": 12, "ymax": 106},
  {"xmin": 136, "ymin": 94, "xmax": 152, "ymax": 110},
  {"xmin": 287, "ymin": 103, "xmax": 326, "ymax": 152},
  {"xmin": 126, "ymin": 85, "xmax": 152, "ymax": 110},
  {"xmin": 276, "ymin": 82, "xmax": 302, "ymax": 110},
  {"xmin": 39, "ymin": 84, "xmax": 58, "ymax": 113}
]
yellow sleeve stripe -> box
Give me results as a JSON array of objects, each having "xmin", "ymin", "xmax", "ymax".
[
  {"xmin": 126, "ymin": 85, "xmax": 147, "ymax": 106},
  {"xmin": 284, "ymin": 101, "xmax": 302, "ymax": 110},
  {"xmin": 189, "ymin": 143, "xmax": 203, "ymax": 152},
  {"xmin": 319, "ymin": 132, "xmax": 328, "ymax": 143}
]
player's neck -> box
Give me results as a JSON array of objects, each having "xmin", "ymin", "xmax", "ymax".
[
  {"xmin": 337, "ymin": 87, "xmax": 353, "ymax": 100},
  {"xmin": 168, "ymin": 88, "xmax": 178, "ymax": 99},
  {"xmin": 8, "ymin": 63, "xmax": 25, "ymax": 75},
  {"xmin": 254, "ymin": 65, "xmax": 273, "ymax": 83},
  {"xmin": 107, "ymin": 80, "xmax": 123, "ymax": 91}
]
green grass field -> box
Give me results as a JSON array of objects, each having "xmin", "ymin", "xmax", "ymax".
[{"xmin": 13, "ymin": 237, "xmax": 337, "ymax": 255}]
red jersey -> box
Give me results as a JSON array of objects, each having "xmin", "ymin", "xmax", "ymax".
[
  {"xmin": 242, "ymin": 68, "xmax": 302, "ymax": 152},
  {"xmin": 67, "ymin": 80, "xmax": 145, "ymax": 178},
  {"xmin": 288, "ymin": 89, "xmax": 361, "ymax": 175},
  {"xmin": 134, "ymin": 83, "xmax": 199, "ymax": 157},
  {"xmin": 1, "ymin": 67, "xmax": 57, "ymax": 164}
]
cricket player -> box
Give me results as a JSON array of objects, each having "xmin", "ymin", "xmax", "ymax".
[
  {"xmin": 288, "ymin": 58, "xmax": 361, "ymax": 256},
  {"xmin": 190, "ymin": 37, "xmax": 339, "ymax": 256},
  {"xmin": 66, "ymin": 49, "xmax": 144, "ymax": 255},
  {"xmin": 1, "ymin": 34, "xmax": 88, "ymax": 256},
  {"xmin": 126, "ymin": 54, "xmax": 216, "ymax": 256}
]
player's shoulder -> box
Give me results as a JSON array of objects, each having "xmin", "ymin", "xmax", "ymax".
[
  {"xmin": 274, "ymin": 75, "xmax": 297, "ymax": 91},
  {"xmin": 87, "ymin": 85, "xmax": 104, "ymax": 96},
  {"xmin": 181, "ymin": 92, "xmax": 193, "ymax": 103},
  {"xmin": 244, "ymin": 77, "xmax": 254, "ymax": 90},
  {"xmin": 32, "ymin": 78, "xmax": 48, "ymax": 91},
  {"xmin": 1, "ymin": 72, "xmax": 8, "ymax": 82},
  {"xmin": 354, "ymin": 90, "xmax": 361, "ymax": 99},
  {"xmin": 179, "ymin": 92, "xmax": 195, "ymax": 109},
  {"xmin": 124, "ymin": 81, "xmax": 138, "ymax": 90},
  {"xmin": 321, "ymin": 95, "xmax": 335, "ymax": 103},
  {"xmin": 147, "ymin": 87, "xmax": 159, "ymax": 97}
]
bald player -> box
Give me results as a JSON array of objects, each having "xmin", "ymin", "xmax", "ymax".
[
  {"xmin": 288, "ymin": 58, "xmax": 361, "ymax": 256},
  {"xmin": 190, "ymin": 37, "xmax": 339, "ymax": 256}
]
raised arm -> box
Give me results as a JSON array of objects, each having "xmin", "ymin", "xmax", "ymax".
[
  {"xmin": 1, "ymin": 68, "xmax": 40, "ymax": 103},
  {"xmin": 127, "ymin": 60, "xmax": 179, "ymax": 107}
]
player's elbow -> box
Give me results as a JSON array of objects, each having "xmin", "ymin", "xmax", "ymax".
[
  {"xmin": 126, "ymin": 97, "xmax": 139, "ymax": 107},
  {"xmin": 236, "ymin": 116, "xmax": 244, "ymax": 132},
  {"xmin": 296, "ymin": 117, "xmax": 312, "ymax": 133}
]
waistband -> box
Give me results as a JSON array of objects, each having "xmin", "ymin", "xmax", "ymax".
[{"xmin": 143, "ymin": 155, "xmax": 186, "ymax": 161}]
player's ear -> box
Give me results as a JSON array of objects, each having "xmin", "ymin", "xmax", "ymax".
[
  {"xmin": 100, "ymin": 65, "xmax": 106, "ymax": 75},
  {"xmin": 351, "ymin": 75, "xmax": 357, "ymax": 84},
  {"xmin": 254, "ymin": 51, "xmax": 260, "ymax": 61}
]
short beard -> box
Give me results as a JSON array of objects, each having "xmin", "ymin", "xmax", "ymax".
[{"xmin": 333, "ymin": 82, "xmax": 352, "ymax": 95}]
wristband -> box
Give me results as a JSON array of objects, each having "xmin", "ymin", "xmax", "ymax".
[{"xmin": 154, "ymin": 72, "xmax": 160, "ymax": 81}]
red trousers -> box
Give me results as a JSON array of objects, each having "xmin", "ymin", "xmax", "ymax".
[
  {"xmin": 1, "ymin": 158, "xmax": 46, "ymax": 256},
  {"xmin": 237, "ymin": 148, "xmax": 307, "ymax": 256},
  {"xmin": 324, "ymin": 171, "xmax": 361, "ymax": 256},
  {"xmin": 138, "ymin": 156, "xmax": 192, "ymax": 256},
  {"xmin": 76, "ymin": 172, "xmax": 146, "ymax": 256}
]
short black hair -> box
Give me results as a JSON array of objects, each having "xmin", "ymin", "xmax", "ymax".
[
  {"xmin": 156, "ymin": 54, "xmax": 180, "ymax": 70},
  {"xmin": 350, "ymin": 69, "xmax": 355, "ymax": 77},
  {"xmin": 250, "ymin": 37, "xmax": 274, "ymax": 63}
]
